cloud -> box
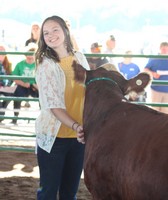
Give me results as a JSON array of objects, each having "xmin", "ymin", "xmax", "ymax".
[
  {"xmin": 1, "ymin": 0, "xmax": 168, "ymax": 20},
  {"xmin": 1, "ymin": 0, "xmax": 168, "ymax": 52}
]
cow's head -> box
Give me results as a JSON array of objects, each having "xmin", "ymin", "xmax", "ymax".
[{"xmin": 72, "ymin": 61, "xmax": 151, "ymax": 100}]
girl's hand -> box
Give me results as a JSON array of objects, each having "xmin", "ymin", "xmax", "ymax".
[{"xmin": 76, "ymin": 125, "xmax": 85, "ymax": 144}]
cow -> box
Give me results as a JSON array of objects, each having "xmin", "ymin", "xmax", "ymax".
[{"xmin": 72, "ymin": 60, "xmax": 168, "ymax": 200}]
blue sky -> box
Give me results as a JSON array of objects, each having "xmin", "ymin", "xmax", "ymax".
[
  {"xmin": 0, "ymin": 0, "xmax": 168, "ymax": 53},
  {"xmin": 1, "ymin": 0, "xmax": 168, "ymax": 31}
]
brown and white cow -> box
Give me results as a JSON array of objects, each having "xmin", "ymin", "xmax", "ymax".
[{"xmin": 72, "ymin": 61, "xmax": 168, "ymax": 200}]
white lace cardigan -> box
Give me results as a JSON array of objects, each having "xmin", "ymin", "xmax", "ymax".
[{"xmin": 35, "ymin": 52, "xmax": 90, "ymax": 153}]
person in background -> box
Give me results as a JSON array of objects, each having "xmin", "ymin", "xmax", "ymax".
[
  {"xmin": 104, "ymin": 35, "xmax": 116, "ymax": 64},
  {"xmin": 144, "ymin": 42, "xmax": 168, "ymax": 114},
  {"xmin": 87, "ymin": 42, "xmax": 109, "ymax": 70},
  {"xmin": 65, "ymin": 19, "xmax": 79, "ymax": 51},
  {"xmin": 11, "ymin": 45, "xmax": 38, "ymax": 124},
  {"xmin": 25, "ymin": 22, "xmax": 41, "ymax": 46},
  {"xmin": 118, "ymin": 50, "xmax": 140, "ymax": 80},
  {"xmin": 25, "ymin": 23, "xmax": 40, "ymax": 108},
  {"xmin": 0, "ymin": 45, "xmax": 12, "ymax": 80},
  {"xmin": 35, "ymin": 15, "xmax": 89, "ymax": 200},
  {"xmin": 0, "ymin": 45, "xmax": 13, "ymax": 122},
  {"xmin": 118, "ymin": 50, "xmax": 146, "ymax": 102}
]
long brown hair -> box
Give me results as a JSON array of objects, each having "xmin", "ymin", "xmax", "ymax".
[
  {"xmin": 2, "ymin": 56, "xmax": 12, "ymax": 74},
  {"xmin": 35, "ymin": 15, "xmax": 74, "ymax": 66},
  {"xmin": 0, "ymin": 45, "xmax": 12, "ymax": 74}
]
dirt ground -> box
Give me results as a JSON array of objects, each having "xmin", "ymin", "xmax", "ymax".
[
  {"xmin": 0, "ymin": 102, "xmax": 92, "ymax": 199},
  {"xmin": 0, "ymin": 150, "xmax": 92, "ymax": 200}
]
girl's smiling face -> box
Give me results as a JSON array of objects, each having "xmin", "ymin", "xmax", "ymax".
[{"xmin": 43, "ymin": 20, "xmax": 65, "ymax": 50}]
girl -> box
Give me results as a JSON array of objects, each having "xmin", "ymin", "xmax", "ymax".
[{"xmin": 35, "ymin": 15, "xmax": 89, "ymax": 200}]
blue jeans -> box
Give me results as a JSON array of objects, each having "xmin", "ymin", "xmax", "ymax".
[{"xmin": 37, "ymin": 138, "xmax": 85, "ymax": 200}]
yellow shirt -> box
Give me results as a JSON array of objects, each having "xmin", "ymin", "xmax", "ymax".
[
  {"xmin": 57, "ymin": 55, "xmax": 85, "ymax": 138},
  {"xmin": 35, "ymin": 52, "xmax": 90, "ymax": 153}
]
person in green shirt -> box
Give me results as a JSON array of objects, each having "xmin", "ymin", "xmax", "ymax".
[{"xmin": 11, "ymin": 46, "xmax": 38, "ymax": 124}]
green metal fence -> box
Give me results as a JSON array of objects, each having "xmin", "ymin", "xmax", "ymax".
[{"xmin": 0, "ymin": 51, "xmax": 168, "ymax": 152}]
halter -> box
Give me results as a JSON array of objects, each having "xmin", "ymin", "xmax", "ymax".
[{"xmin": 85, "ymin": 77, "xmax": 117, "ymax": 87}]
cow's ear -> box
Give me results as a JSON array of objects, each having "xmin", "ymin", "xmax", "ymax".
[
  {"xmin": 72, "ymin": 60, "xmax": 86, "ymax": 83},
  {"xmin": 100, "ymin": 63, "xmax": 118, "ymax": 72},
  {"xmin": 126, "ymin": 72, "xmax": 151, "ymax": 93}
]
